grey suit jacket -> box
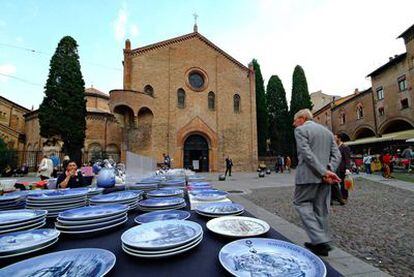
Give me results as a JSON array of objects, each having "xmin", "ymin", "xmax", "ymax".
[{"xmin": 294, "ymin": 121, "xmax": 341, "ymax": 185}]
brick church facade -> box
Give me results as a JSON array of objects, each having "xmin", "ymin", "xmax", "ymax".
[
  {"xmin": 110, "ymin": 27, "xmax": 258, "ymax": 172},
  {"xmin": 2, "ymin": 27, "xmax": 258, "ymax": 172}
]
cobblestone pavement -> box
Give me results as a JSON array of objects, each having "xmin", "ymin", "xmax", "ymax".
[{"xmin": 244, "ymin": 177, "xmax": 414, "ymax": 276}]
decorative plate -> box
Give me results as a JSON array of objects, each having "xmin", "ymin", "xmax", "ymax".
[
  {"xmin": 58, "ymin": 204, "xmax": 128, "ymax": 220},
  {"xmin": 57, "ymin": 212, "xmax": 126, "ymax": 225},
  {"xmin": 206, "ymin": 216, "xmax": 270, "ymax": 237},
  {"xmin": 0, "ymin": 194, "xmax": 22, "ymax": 202},
  {"xmin": 219, "ymin": 238, "xmax": 326, "ymax": 277},
  {"xmin": 146, "ymin": 189, "xmax": 183, "ymax": 198},
  {"xmin": 0, "ymin": 210, "xmax": 47, "ymax": 225},
  {"xmin": 56, "ymin": 217, "xmax": 127, "ymax": 234},
  {"xmin": 138, "ymin": 202, "xmax": 186, "ymax": 212},
  {"xmin": 27, "ymin": 190, "xmax": 88, "ymax": 200},
  {"xmin": 55, "ymin": 215, "xmax": 127, "ymax": 231},
  {"xmin": 138, "ymin": 197, "xmax": 185, "ymax": 208},
  {"xmin": 122, "ymin": 235, "xmax": 203, "ymax": 258},
  {"xmin": 190, "ymin": 189, "xmax": 219, "ymax": 195},
  {"xmin": 187, "ymin": 182, "xmax": 211, "ymax": 187},
  {"xmin": 0, "ymin": 228, "xmax": 59, "ymax": 253},
  {"xmin": 90, "ymin": 191, "xmax": 141, "ymax": 203},
  {"xmin": 121, "ymin": 219, "xmax": 202, "ymax": 250},
  {"xmin": 135, "ymin": 210, "xmax": 190, "ymax": 224},
  {"xmin": 0, "ymin": 248, "xmax": 116, "ymax": 277},
  {"xmin": 193, "ymin": 191, "xmax": 228, "ymax": 201},
  {"xmin": 196, "ymin": 203, "xmax": 244, "ymax": 215},
  {"xmin": 0, "ymin": 219, "xmax": 46, "ymax": 234}
]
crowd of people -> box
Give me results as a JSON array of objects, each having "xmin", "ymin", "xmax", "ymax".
[{"xmin": 356, "ymin": 145, "xmax": 413, "ymax": 178}]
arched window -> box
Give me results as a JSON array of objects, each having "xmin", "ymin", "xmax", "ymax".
[
  {"xmin": 208, "ymin": 91, "xmax": 215, "ymax": 111},
  {"xmin": 356, "ymin": 104, "xmax": 363, "ymax": 120},
  {"xmin": 233, "ymin": 94, "xmax": 240, "ymax": 113},
  {"xmin": 144, "ymin": 85, "xmax": 154, "ymax": 96},
  {"xmin": 340, "ymin": 111, "xmax": 346, "ymax": 125},
  {"xmin": 177, "ymin": 88, "xmax": 186, "ymax": 109}
]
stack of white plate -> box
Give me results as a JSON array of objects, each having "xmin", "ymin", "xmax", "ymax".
[
  {"xmin": 0, "ymin": 194, "xmax": 25, "ymax": 211},
  {"xmin": 195, "ymin": 203, "xmax": 245, "ymax": 217},
  {"xmin": 26, "ymin": 190, "xmax": 88, "ymax": 218},
  {"xmin": 71, "ymin": 188, "xmax": 104, "ymax": 203},
  {"xmin": 0, "ymin": 228, "xmax": 59, "ymax": 258},
  {"xmin": 90, "ymin": 191, "xmax": 143, "ymax": 210},
  {"xmin": 138, "ymin": 197, "xmax": 186, "ymax": 212},
  {"xmin": 126, "ymin": 183, "xmax": 158, "ymax": 192},
  {"xmin": 146, "ymin": 189, "xmax": 184, "ymax": 198},
  {"xmin": 0, "ymin": 210, "xmax": 47, "ymax": 234},
  {"xmin": 186, "ymin": 175, "xmax": 205, "ymax": 183},
  {"xmin": 121, "ymin": 220, "xmax": 203, "ymax": 258},
  {"xmin": 159, "ymin": 179, "xmax": 186, "ymax": 189},
  {"xmin": 55, "ymin": 204, "xmax": 129, "ymax": 234}
]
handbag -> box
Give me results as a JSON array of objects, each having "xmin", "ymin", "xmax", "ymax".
[{"xmin": 344, "ymin": 173, "xmax": 354, "ymax": 191}]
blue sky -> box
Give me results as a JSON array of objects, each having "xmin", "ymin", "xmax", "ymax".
[{"xmin": 1, "ymin": 0, "xmax": 413, "ymax": 109}]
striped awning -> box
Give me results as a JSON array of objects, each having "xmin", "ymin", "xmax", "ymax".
[{"xmin": 345, "ymin": 129, "xmax": 414, "ymax": 146}]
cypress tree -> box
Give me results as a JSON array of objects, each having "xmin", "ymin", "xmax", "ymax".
[
  {"xmin": 38, "ymin": 36, "xmax": 86, "ymax": 165},
  {"xmin": 290, "ymin": 65, "xmax": 313, "ymax": 115},
  {"xmin": 289, "ymin": 65, "xmax": 313, "ymax": 163},
  {"xmin": 266, "ymin": 75, "xmax": 289, "ymax": 155},
  {"xmin": 252, "ymin": 59, "xmax": 269, "ymax": 156}
]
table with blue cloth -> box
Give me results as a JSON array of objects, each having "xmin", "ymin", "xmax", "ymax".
[{"xmin": 0, "ymin": 207, "xmax": 342, "ymax": 277}]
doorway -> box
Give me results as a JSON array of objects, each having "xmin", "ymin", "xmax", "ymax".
[{"xmin": 183, "ymin": 134, "xmax": 209, "ymax": 172}]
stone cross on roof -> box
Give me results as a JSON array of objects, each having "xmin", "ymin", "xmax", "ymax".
[{"xmin": 193, "ymin": 12, "xmax": 198, "ymax": 32}]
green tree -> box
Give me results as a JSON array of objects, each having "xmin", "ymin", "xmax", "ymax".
[
  {"xmin": 38, "ymin": 36, "xmax": 86, "ymax": 165},
  {"xmin": 290, "ymin": 65, "xmax": 313, "ymax": 116},
  {"xmin": 0, "ymin": 138, "xmax": 17, "ymax": 175},
  {"xmin": 266, "ymin": 75, "xmax": 290, "ymax": 155},
  {"xmin": 252, "ymin": 59, "xmax": 269, "ymax": 156},
  {"xmin": 289, "ymin": 65, "xmax": 313, "ymax": 163}
]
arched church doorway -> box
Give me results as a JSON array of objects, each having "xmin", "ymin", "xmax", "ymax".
[{"xmin": 183, "ymin": 134, "xmax": 209, "ymax": 172}]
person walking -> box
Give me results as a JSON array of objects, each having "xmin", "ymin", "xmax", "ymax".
[
  {"xmin": 292, "ymin": 109, "xmax": 341, "ymax": 256},
  {"xmin": 285, "ymin": 156, "xmax": 291, "ymax": 173},
  {"xmin": 225, "ymin": 156, "xmax": 233, "ymax": 177},
  {"xmin": 335, "ymin": 133, "xmax": 351, "ymax": 203},
  {"xmin": 37, "ymin": 154, "xmax": 54, "ymax": 180},
  {"xmin": 363, "ymin": 154, "xmax": 372, "ymax": 174}
]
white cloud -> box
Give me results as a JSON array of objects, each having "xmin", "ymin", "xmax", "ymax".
[
  {"xmin": 0, "ymin": 64, "xmax": 16, "ymax": 82},
  {"xmin": 113, "ymin": 4, "xmax": 128, "ymax": 41},
  {"xmin": 16, "ymin": 36, "xmax": 24, "ymax": 43},
  {"xmin": 130, "ymin": 24, "xmax": 139, "ymax": 38},
  {"xmin": 113, "ymin": 4, "xmax": 140, "ymax": 42}
]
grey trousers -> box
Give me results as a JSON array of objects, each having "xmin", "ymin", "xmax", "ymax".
[{"xmin": 293, "ymin": 183, "xmax": 331, "ymax": 244}]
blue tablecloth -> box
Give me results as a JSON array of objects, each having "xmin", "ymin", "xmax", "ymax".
[{"xmin": 0, "ymin": 209, "xmax": 342, "ymax": 276}]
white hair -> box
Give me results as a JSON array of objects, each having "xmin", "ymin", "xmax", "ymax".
[{"xmin": 294, "ymin": 109, "xmax": 313, "ymax": 120}]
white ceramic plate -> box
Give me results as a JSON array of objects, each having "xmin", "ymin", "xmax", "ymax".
[
  {"xmin": 122, "ymin": 235, "xmax": 202, "ymax": 258},
  {"xmin": 137, "ymin": 202, "xmax": 186, "ymax": 212},
  {"xmin": 0, "ymin": 219, "xmax": 46, "ymax": 234},
  {"xmin": 195, "ymin": 210, "xmax": 244, "ymax": 218},
  {"xmin": 57, "ymin": 212, "xmax": 126, "ymax": 225},
  {"xmin": 219, "ymin": 238, "xmax": 326, "ymax": 277},
  {"xmin": 0, "ymin": 237, "xmax": 59, "ymax": 259},
  {"xmin": 206, "ymin": 216, "xmax": 270, "ymax": 237},
  {"xmin": 122, "ymin": 233, "xmax": 203, "ymax": 255},
  {"xmin": 57, "ymin": 217, "xmax": 128, "ymax": 234},
  {"xmin": 0, "ymin": 248, "xmax": 116, "ymax": 277},
  {"xmin": 0, "ymin": 210, "xmax": 47, "ymax": 225},
  {"xmin": 55, "ymin": 214, "xmax": 127, "ymax": 230}
]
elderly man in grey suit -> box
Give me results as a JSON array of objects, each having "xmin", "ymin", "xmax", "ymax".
[{"xmin": 293, "ymin": 109, "xmax": 342, "ymax": 256}]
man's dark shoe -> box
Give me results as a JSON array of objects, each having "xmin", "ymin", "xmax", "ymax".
[{"xmin": 304, "ymin": 242, "xmax": 332, "ymax": 256}]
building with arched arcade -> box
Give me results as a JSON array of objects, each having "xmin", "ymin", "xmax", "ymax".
[{"xmin": 313, "ymin": 24, "xmax": 414, "ymax": 145}]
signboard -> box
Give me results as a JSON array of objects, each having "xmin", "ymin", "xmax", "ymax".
[{"xmin": 192, "ymin": 160, "xmax": 200, "ymax": 170}]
